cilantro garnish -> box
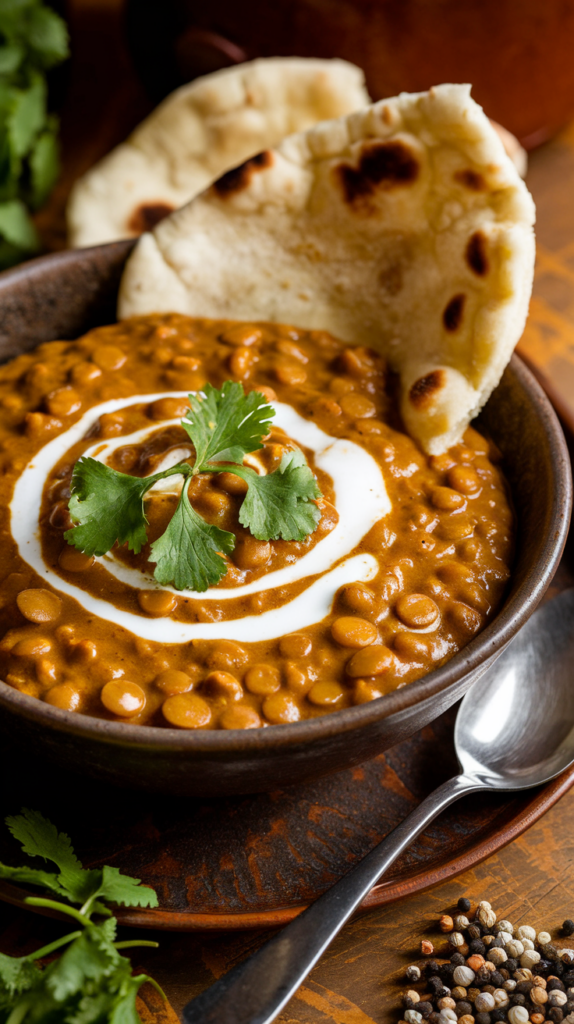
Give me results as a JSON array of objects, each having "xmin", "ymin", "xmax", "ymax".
[
  {"xmin": 0, "ymin": 808, "xmax": 163, "ymax": 1023},
  {"xmin": 0, "ymin": 1, "xmax": 69, "ymax": 268},
  {"xmin": 65, "ymin": 382, "xmax": 322, "ymax": 593}
]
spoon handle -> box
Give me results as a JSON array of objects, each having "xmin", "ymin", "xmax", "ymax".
[{"xmin": 182, "ymin": 772, "xmax": 480, "ymax": 1024}]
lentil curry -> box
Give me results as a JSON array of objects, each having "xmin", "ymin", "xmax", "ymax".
[{"xmin": 0, "ymin": 314, "xmax": 513, "ymax": 730}]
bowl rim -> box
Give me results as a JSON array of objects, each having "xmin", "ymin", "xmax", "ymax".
[{"xmin": 0, "ymin": 252, "xmax": 571, "ymax": 752}]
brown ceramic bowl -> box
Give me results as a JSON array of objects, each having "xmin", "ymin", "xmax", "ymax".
[{"xmin": 0, "ymin": 241, "xmax": 571, "ymax": 796}]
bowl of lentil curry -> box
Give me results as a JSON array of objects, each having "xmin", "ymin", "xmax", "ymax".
[{"xmin": 0, "ymin": 240, "xmax": 569, "ymax": 796}]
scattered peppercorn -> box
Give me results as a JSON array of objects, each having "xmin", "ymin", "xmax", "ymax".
[{"xmin": 394, "ymin": 900, "xmax": 574, "ymax": 1024}]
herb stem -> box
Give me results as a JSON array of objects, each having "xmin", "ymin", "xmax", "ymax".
[
  {"xmin": 24, "ymin": 897, "xmax": 88, "ymax": 925},
  {"xmin": 114, "ymin": 940, "xmax": 160, "ymax": 950},
  {"xmin": 28, "ymin": 930, "xmax": 83, "ymax": 960},
  {"xmin": 6, "ymin": 1000, "xmax": 31, "ymax": 1024}
]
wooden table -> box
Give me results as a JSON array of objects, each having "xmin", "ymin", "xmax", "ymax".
[{"xmin": 3, "ymin": 3, "xmax": 574, "ymax": 1022}]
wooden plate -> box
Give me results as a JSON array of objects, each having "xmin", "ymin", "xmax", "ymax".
[
  {"xmin": 0, "ymin": 361, "xmax": 571, "ymax": 933},
  {"xmin": 0, "ymin": 692, "xmax": 573, "ymax": 932}
]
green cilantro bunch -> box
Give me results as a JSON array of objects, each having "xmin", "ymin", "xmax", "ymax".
[
  {"xmin": 0, "ymin": 808, "xmax": 163, "ymax": 1023},
  {"xmin": 65, "ymin": 381, "xmax": 323, "ymax": 593},
  {"xmin": 0, "ymin": 0, "xmax": 69, "ymax": 269}
]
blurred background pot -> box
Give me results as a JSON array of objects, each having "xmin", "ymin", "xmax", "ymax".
[{"xmin": 126, "ymin": 0, "xmax": 574, "ymax": 148}]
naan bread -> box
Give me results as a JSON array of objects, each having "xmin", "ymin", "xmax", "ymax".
[
  {"xmin": 66, "ymin": 57, "xmax": 370, "ymax": 248},
  {"xmin": 118, "ymin": 84, "xmax": 536, "ymax": 455}
]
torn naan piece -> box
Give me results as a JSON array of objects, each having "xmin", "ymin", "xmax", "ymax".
[
  {"xmin": 118, "ymin": 84, "xmax": 536, "ymax": 455},
  {"xmin": 66, "ymin": 57, "xmax": 370, "ymax": 248}
]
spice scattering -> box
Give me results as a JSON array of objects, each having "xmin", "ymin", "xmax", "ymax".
[{"xmin": 398, "ymin": 899, "xmax": 574, "ymax": 1024}]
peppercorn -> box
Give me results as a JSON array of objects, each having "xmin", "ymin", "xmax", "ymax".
[
  {"xmin": 491, "ymin": 1012, "xmax": 506, "ymax": 1022},
  {"xmin": 421, "ymin": 940, "xmax": 434, "ymax": 956},
  {"xmin": 548, "ymin": 1009, "xmax": 564, "ymax": 1023},
  {"xmin": 427, "ymin": 976, "xmax": 443, "ymax": 992},
  {"xmin": 515, "ymin": 982, "xmax": 533, "ymax": 995},
  {"xmin": 426, "ymin": 963, "xmax": 441, "ymax": 979},
  {"xmin": 455, "ymin": 1002, "xmax": 473, "ymax": 1017},
  {"xmin": 490, "ymin": 972, "xmax": 504, "ymax": 988},
  {"xmin": 418, "ymin": 1002, "xmax": 433, "ymax": 1018},
  {"xmin": 469, "ymin": 940, "xmax": 486, "ymax": 956},
  {"xmin": 451, "ymin": 954, "xmax": 466, "ymax": 966},
  {"xmin": 440, "ymin": 916, "xmax": 455, "ymax": 933},
  {"xmin": 407, "ymin": 966, "xmax": 422, "ymax": 983},
  {"xmin": 474, "ymin": 1013, "xmax": 492, "ymax": 1024},
  {"xmin": 441, "ymin": 964, "xmax": 457, "ymax": 983},
  {"xmin": 458, "ymin": 898, "xmax": 472, "ymax": 913},
  {"xmin": 548, "ymin": 980, "xmax": 566, "ymax": 992},
  {"xmin": 510, "ymin": 993, "xmax": 526, "ymax": 1005},
  {"xmin": 563, "ymin": 921, "xmax": 574, "ymax": 938},
  {"xmin": 468, "ymin": 925, "xmax": 482, "ymax": 942},
  {"xmin": 506, "ymin": 958, "xmax": 519, "ymax": 974}
]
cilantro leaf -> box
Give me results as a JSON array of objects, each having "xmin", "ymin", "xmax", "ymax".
[
  {"xmin": 182, "ymin": 380, "xmax": 274, "ymax": 470},
  {"xmin": 5, "ymin": 808, "xmax": 99, "ymax": 905},
  {"xmin": 233, "ymin": 450, "xmax": 322, "ymax": 541},
  {"xmin": 29, "ymin": 115, "xmax": 59, "ymax": 207},
  {"xmin": 0, "ymin": 862, "xmax": 68, "ymax": 897},
  {"xmin": 150, "ymin": 484, "xmax": 235, "ymax": 592},
  {"xmin": 27, "ymin": 4, "xmax": 69, "ymax": 67},
  {"xmin": 0, "ymin": 197, "xmax": 39, "ymax": 250},
  {"xmin": 7, "ymin": 70, "xmax": 45, "ymax": 157},
  {"xmin": 46, "ymin": 925, "xmax": 120, "ymax": 1002},
  {"xmin": 90, "ymin": 866, "xmax": 158, "ymax": 910},
  {"xmin": 0, "ymin": 952, "xmax": 41, "ymax": 999},
  {"xmin": 66, "ymin": 459, "xmax": 155, "ymax": 558}
]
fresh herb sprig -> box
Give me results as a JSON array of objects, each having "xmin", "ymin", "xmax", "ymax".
[
  {"xmin": 0, "ymin": 0, "xmax": 69, "ymax": 268},
  {"xmin": 64, "ymin": 381, "xmax": 322, "ymax": 593},
  {"xmin": 0, "ymin": 808, "xmax": 163, "ymax": 1023}
]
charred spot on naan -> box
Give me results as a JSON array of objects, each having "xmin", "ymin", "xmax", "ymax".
[
  {"xmin": 443, "ymin": 294, "xmax": 466, "ymax": 332},
  {"xmin": 336, "ymin": 141, "xmax": 420, "ymax": 207},
  {"xmin": 454, "ymin": 168, "xmax": 487, "ymax": 192},
  {"xmin": 409, "ymin": 370, "xmax": 447, "ymax": 410},
  {"xmin": 213, "ymin": 151, "xmax": 274, "ymax": 198},
  {"xmin": 466, "ymin": 232, "xmax": 489, "ymax": 276},
  {"xmin": 127, "ymin": 202, "xmax": 175, "ymax": 234}
]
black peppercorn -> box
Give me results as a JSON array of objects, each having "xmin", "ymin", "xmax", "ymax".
[
  {"xmin": 563, "ymin": 971, "xmax": 574, "ymax": 986},
  {"xmin": 565, "ymin": 1000, "xmax": 574, "ymax": 1013},
  {"xmin": 426, "ymin": 962, "xmax": 441, "ymax": 979},
  {"xmin": 490, "ymin": 971, "xmax": 504, "ymax": 988},
  {"xmin": 440, "ymin": 964, "xmax": 456, "ymax": 983},
  {"xmin": 505, "ymin": 958, "xmax": 519, "ymax": 974},
  {"xmin": 538, "ymin": 959, "xmax": 554, "ymax": 975},
  {"xmin": 467, "ymin": 924, "xmax": 482, "ymax": 941},
  {"xmin": 510, "ymin": 993, "xmax": 526, "ymax": 1006},
  {"xmin": 548, "ymin": 1009, "xmax": 564, "ymax": 1024},
  {"xmin": 492, "ymin": 1013, "xmax": 507, "ymax": 1023},
  {"xmin": 563, "ymin": 919, "xmax": 574, "ymax": 937},
  {"xmin": 548, "ymin": 979, "xmax": 566, "ymax": 992},
  {"xmin": 450, "ymin": 953, "xmax": 466, "ymax": 966},
  {"xmin": 469, "ymin": 940, "xmax": 487, "ymax": 956},
  {"xmin": 418, "ymin": 1002, "xmax": 433, "ymax": 1018},
  {"xmin": 475, "ymin": 967, "xmax": 492, "ymax": 986},
  {"xmin": 475, "ymin": 1013, "xmax": 492, "ymax": 1024},
  {"xmin": 515, "ymin": 981, "xmax": 533, "ymax": 995},
  {"xmin": 457, "ymin": 897, "xmax": 471, "ymax": 912},
  {"xmin": 427, "ymin": 975, "xmax": 443, "ymax": 992},
  {"xmin": 428, "ymin": 1014, "xmax": 441, "ymax": 1024},
  {"xmin": 455, "ymin": 1002, "xmax": 473, "ymax": 1017}
]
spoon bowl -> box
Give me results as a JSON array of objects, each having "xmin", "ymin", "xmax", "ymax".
[{"xmin": 456, "ymin": 587, "xmax": 574, "ymax": 789}]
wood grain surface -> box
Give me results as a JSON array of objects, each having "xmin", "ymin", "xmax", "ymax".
[{"xmin": 2, "ymin": 1, "xmax": 574, "ymax": 1022}]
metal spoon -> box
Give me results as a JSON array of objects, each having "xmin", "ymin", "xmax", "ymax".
[{"xmin": 183, "ymin": 587, "xmax": 574, "ymax": 1024}]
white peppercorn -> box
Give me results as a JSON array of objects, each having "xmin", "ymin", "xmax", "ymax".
[
  {"xmin": 438, "ymin": 998, "xmax": 456, "ymax": 1011},
  {"xmin": 506, "ymin": 939, "xmax": 525, "ymax": 958},
  {"xmin": 438, "ymin": 1011, "xmax": 457, "ymax": 1024},
  {"xmin": 453, "ymin": 966, "xmax": 475, "ymax": 987},
  {"xmin": 454, "ymin": 915, "xmax": 470, "ymax": 930},
  {"xmin": 514, "ymin": 968, "xmax": 533, "ymax": 983},
  {"xmin": 477, "ymin": 906, "xmax": 497, "ymax": 928},
  {"xmin": 498, "ymin": 919, "xmax": 514, "ymax": 934},
  {"xmin": 450, "ymin": 932, "xmax": 465, "ymax": 947},
  {"xmin": 405, "ymin": 990, "xmax": 420, "ymax": 1003},
  {"xmin": 451, "ymin": 987, "xmax": 467, "ymax": 1000},
  {"xmin": 496, "ymin": 930, "xmax": 513, "ymax": 945},
  {"xmin": 567, "ymin": 987, "xmax": 574, "ymax": 999},
  {"xmin": 549, "ymin": 991, "xmax": 569, "ymax": 1007},
  {"xmin": 521, "ymin": 949, "xmax": 541, "ymax": 970},
  {"xmin": 516, "ymin": 925, "xmax": 536, "ymax": 941},
  {"xmin": 504, "ymin": 979, "xmax": 517, "ymax": 992},
  {"xmin": 507, "ymin": 1007, "xmax": 530, "ymax": 1024},
  {"xmin": 477, "ymin": 900, "xmax": 492, "ymax": 911},
  {"xmin": 405, "ymin": 965, "xmax": 421, "ymax": 982},
  {"xmin": 530, "ymin": 986, "xmax": 549, "ymax": 1005},
  {"xmin": 560, "ymin": 949, "xmax": 574, "ymax": 965},
  {"xmin": 493, "ymin": 989, "xmax": 510, "ymax": 1008},
  {"xmin": 537, "ymin": 931, "xmax": 552, "ymax": 945},
  {"xmin": 487, "ymin": 948, "xmax": 508, "ymax": 966},
  {"xmin": 474, "ymin": 993, "xmax": 495, "ymax": 1012},
  {"xmin": 521, "ymin": 937, "xmax": 535, "ymax": 950},
  {"xmin": 404, "ymin": 1011, "xmax": 423, "ymax": 1024}
]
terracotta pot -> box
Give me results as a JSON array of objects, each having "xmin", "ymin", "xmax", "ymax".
[
  {"xmin": 126, "ymin": 0, "xmax": 574, "ymax": 147},
  {"xmin": 0, "ymin": 242, "xmax": 570, "ymax": 796}
]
